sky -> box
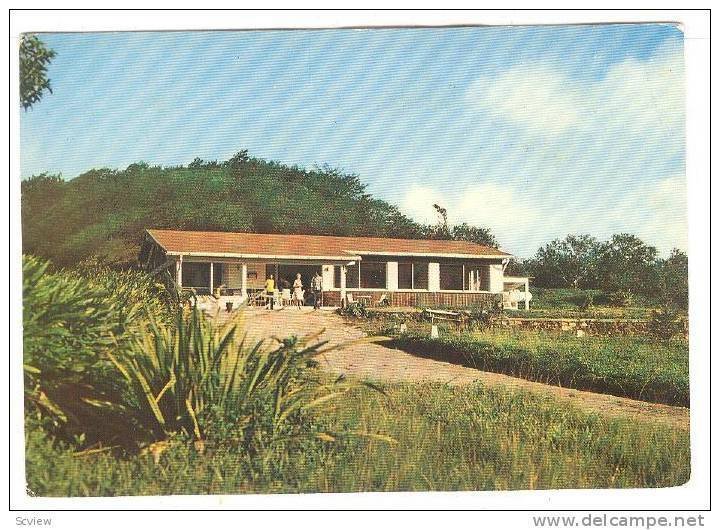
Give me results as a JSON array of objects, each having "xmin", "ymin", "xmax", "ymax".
[{"xmin": 20, "ymin": 24, "xmax": 686, "ymax": 258}]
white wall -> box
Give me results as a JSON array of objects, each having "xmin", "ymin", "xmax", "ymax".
[
  {"xmin": 488, "ymin": 263, "xmax": 504, "ymax": 293},
  {"xmin": 428, "ymin": 262, "xmax": 440, "ymax": 292},
  {"xmin": 386, "ymin": 261, "xmax": 398, "ymax": 291},
  {"xmin": 322, "ymin": 264, "xmax": 334, "ymax": 290},
  {"xmin": 220, "ymin": 262, "xmax": 266, "ymax": 289}
]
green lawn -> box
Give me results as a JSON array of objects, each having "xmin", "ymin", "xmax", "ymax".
[
  {"xmin": 26, "ymin": 382, "xmax": 689, "ymax": 496},
  {"xmin": 384, "ymin": 329, "xmax": 688, "ymax": 406}
]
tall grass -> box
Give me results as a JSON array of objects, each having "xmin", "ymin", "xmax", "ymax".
[
  {"xmin": 386, "ymin": 328, "xmax": 688, "ymax": 406},
  {"xmin": 25, "ymin": 383, "xmax": 690, "ymax": 496}
]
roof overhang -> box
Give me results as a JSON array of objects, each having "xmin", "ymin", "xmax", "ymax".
[
  {"xmin": 165, "ymin": 250, "xmax": 361, "ymax": 263},
  {"xmin": 346, "ymin": 250, "xmax": 511, "ymax": 260}
]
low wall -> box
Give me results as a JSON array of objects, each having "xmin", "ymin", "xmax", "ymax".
[
  {"xmin": 322, "ymin": 290, "xmax": 502, "ymax": 309},
  {"xmin": 497, "ymin": 317, "xmax": 689, "ymax": 337}
]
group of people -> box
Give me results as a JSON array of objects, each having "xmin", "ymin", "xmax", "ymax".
[{"xmin": 264, "ymin": 270, "xmax": 323, "ymax": 310}]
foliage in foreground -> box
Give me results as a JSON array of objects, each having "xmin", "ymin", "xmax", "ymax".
[
  {"xmin": 23, "ymin": 255, "xmax": 359, "ymax": 453},
  {"xmin": 26, "ymin": 382, "xmax": 690, "ymax": 496},
  {"xmin": 386, "ymin": 329, "xmax": 689, "ymax": 406},
  {"xmin": 20, "ymin": 34, "xmax": 56, "ymax": 110}
]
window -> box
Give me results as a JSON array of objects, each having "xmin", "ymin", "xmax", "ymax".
[
  {"xmin": 265, "ymin": 263, "xmax": 277, "ymax": 281},
  {"xmin": 413, "ymin": 262, "xmax": 428, "ymax": 290},
  {"xmin": 398, "ymin": 262, "xmax": 429, "ymax": 290},
  {"xmin": 398, "ymin": 263, "xmax": 413, "ymax": 289},
  {"xmin": 440, "ymin": 263, "xmax": 464, "ymax": 291},
  {"xmin": 334, "ymin": 264, "xmax": 360, "ymax": 288},
  {"xmin": 182, "ymin": 262, "xmax": 210, "ymax": 288},
  {"xmin": 360, "ymin": 261, "xmax": 386, "ymax": 289},
  {"xmin": 467, "ymin": 266, "xmax": 490, "ymax": 291}
]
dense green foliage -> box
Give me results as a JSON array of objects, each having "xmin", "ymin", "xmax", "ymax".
[
  {"xmin": 25, "ymin": 382, "xmax": 689, "ymax": 496},
  {"xmin": 19, "ymin": 34, "xmax": 56, "ymax": 110},
  {"xmin": 21, "ymin": 151, "xmax": 496, "ymax": 267},
  {"xmin": 511, "ymin": 234, "xmax": 688, "ymax": 309},
  {"xmin": 23, "ymin": 255, "xmax": 359, "ymax": 452},
  {"xmin": 386, "ymin": 329, "xmax": 689, "ymax": 406}
]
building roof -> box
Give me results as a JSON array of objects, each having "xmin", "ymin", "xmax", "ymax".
[{"xmin": 146, "ymin": 229, "xmax": 511, "ymax": 261}]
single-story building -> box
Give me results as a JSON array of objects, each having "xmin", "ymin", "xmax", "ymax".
[{"xmin": 139, "ymin": 229, "xmax": 531, "ymax": 309}]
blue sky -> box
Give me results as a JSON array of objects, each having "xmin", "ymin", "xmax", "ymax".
[{"xmin": 20, "ymin": 24, "xmax": 686, "ymax": 257}]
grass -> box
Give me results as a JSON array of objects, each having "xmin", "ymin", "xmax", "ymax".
[
  {"xmin": 26, "ymin": 382, "xmax": 690, "ymax": 496},
  {"xmin": 523, "ymin": 288, "xmax": 685, "ymax": 320},
  {"xmin": 22, "ymin": 261, "xmax": 691, "ymax": 496},
  {"xmin": 384, "ymin": 328, "xmax": 688, "ymax": 407}
]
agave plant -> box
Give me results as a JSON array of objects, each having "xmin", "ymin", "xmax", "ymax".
[
  {"xmin": 97, "ymin": 305, "xmax": 361, "ymax": 452},
  {"xmin": 24, "ymin": 255, "xmax": 382, "ymax": 453}
]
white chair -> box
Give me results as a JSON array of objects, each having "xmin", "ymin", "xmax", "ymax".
[{"xmin": 281, "ymin": 288, "xmax": 291, "ymax": 307}]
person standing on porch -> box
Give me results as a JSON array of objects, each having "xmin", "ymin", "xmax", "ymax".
[
  {"xmin": 311, "ymin": 271, "xmax": 323, "ymax": 310},
  {"xmin": 264, "ymin": 274, "xmax": 275, "ymax": 310},
  {"xmin": 292, "ymin": 273, "xmax": 304, "ymax": 309}
]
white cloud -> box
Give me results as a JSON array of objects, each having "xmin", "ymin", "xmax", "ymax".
[
  {"xmin": 401, "ymin": 181, "xmax": 543, "ymax": 255},
  {"xmin": 401, "ymin": 174, "xmax": 687, "ymax": 258},
  {"xmin": 464, "ymin": 40, "xmax": 684, "ymax": 140},
  {"xmin": 614, "ymin": 174, "xmax": 688, "ymax": 255}
]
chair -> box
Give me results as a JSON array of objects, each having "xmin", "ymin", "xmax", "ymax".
[
  {"xmin": 346, "ymin": 293, "xmax": 355, "ymax": 306},
  {"xmin": 249, "ymin": 291, "xmax": 268, "ymax": 308},
  {"xmin": 375, "ymin": 293, "xmax": 389, "ymax": 307},
  {"xmin": 281, "ymin": 288, "xmax": 291, "ymax": 307}
]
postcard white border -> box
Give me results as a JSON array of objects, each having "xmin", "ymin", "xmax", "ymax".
[{"xmin": 5, "ymin": 7, "xmax": 711, "ymax": 520}]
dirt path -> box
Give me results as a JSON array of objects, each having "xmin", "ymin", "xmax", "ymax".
[{"xmin": 221, "ymin": 308, "xmax": 689, "ymax": 430}]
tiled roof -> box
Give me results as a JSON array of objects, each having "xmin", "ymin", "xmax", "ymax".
[{"xmin": 146, "ymin": 229, "xmax": 511, "ymax": 259}]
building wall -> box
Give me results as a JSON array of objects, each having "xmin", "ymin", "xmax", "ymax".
[
  {"xmin": 322, "ymin": 289, "xmax": 501, "ymax": 308},
  {"xmin": 489, "ymin": 264, "xmax": 504, "ymax": 293}
]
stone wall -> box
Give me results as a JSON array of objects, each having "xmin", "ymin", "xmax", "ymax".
[{"xmin": 496, "ymin": 317, "xmax": 689, "ymax": 337}]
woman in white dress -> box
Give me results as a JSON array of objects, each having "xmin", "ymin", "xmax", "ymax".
[{"xmin": 292, "ymin": 273, "xmax": 304, "ymax": 309}]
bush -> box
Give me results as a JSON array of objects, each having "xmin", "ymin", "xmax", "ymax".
[
  {"xmin": 338, "ymin": 302, "xmax": 369, "ymax": 318},
  {"xmin": 577, "ymin": 292, "xmax": 594, "ymax": 311},
  {"xmin": 23, "ymin": 255, "xmax": 151, "ymax": 440},
  {"xmin": 609, "ymin": 290, "xmax": 634, "ymax": 307},
  {"xmin": 647, "ymin": 307, "xmax": 683, "ymax": 342},
  {"xmin": 23, "ymin": 255, "xmax": 366, "ymax": 452}
]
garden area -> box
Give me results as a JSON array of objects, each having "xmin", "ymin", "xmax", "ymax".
[{"xmin": 22, "ymin": 255, "xmax": 690, "ymax": 496}]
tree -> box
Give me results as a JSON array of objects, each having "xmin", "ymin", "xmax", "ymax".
[
  {"xmin": 658, "ymin": 248, "xmax": 688, "ymax": 309},
  {"xmin": 596, "ymin": 233, "xmax": 658, "ymax": 296},
  {"xmin": 20, "ymin": 34, "xmax": 56, "ymax": 110},
  {"xmin": 530, "ymin": 234, "xmax": 600, "ymax": 288},
  {"xmin": 426, "ymin": 204, "xmax": 497, "ymax": 247},
  {"xmin": 432, "ymin": 203, "xmax": 450, "ymax": 238},
  {"xmin": 450, "ymin": 222, "xmax": 497, "ymax": 248}
]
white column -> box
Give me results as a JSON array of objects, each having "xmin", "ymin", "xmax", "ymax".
[
  {"xmin": 241, "ymin": 263, "xmax": 248, "ymax": 299},
  {"xmin": 525, "ymin": 278, "xmax": 530, "ymax": 311},
  {"xmin": 340, "ymin": 265, "xmax": 347, "ymax": 306},
  {"xmin": 428, "ymin": 262, "xmax": 440, "ymax": 292},
  {"xmin": 386, "ymin": 261, "xmax": 398, "ymax": 291},
  {"xmin": 175, "ymin": 255, "xmax": 183, "ymax": 289},
  {"xmin": 209, "ymin": 262, "xmax": 214, "ymax": 294},
  {"xmin": 322, "ymin": 265, "xmax": 334, "ymax": 290},
  {"xmin": 488, "ymin": 263, "xmax": 504, "ymax": 293}
]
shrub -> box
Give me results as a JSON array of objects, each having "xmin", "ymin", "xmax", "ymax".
[
  {"xmin": 24, "ymin": 255, "xmax": 366, "ymax": 452},
  {"xmin": 22, "ymin": 255, "xmax": 149, "ymax": 439},
  {"xmin": 609, "ymin": 290, "xmax": 634, "ymax": 307},
  {"xmin": 647, "ymin": 307, "xmax": 683, "ymax": 343},
  {"xmin": 577, "ymin": 292, "xmax": 594, "ymax": 311},
  {"xmin": 107, "ymin": 308, "xmax": 358, "ymax": 450},
  {"xmin": 338, "ymin": 302, "xmax": 369, "ymax": 318}
]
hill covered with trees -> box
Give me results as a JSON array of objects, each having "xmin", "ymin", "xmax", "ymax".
[{"xmin": 21, "ymin": 150, "xmax": 496, "ymax": 267}]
